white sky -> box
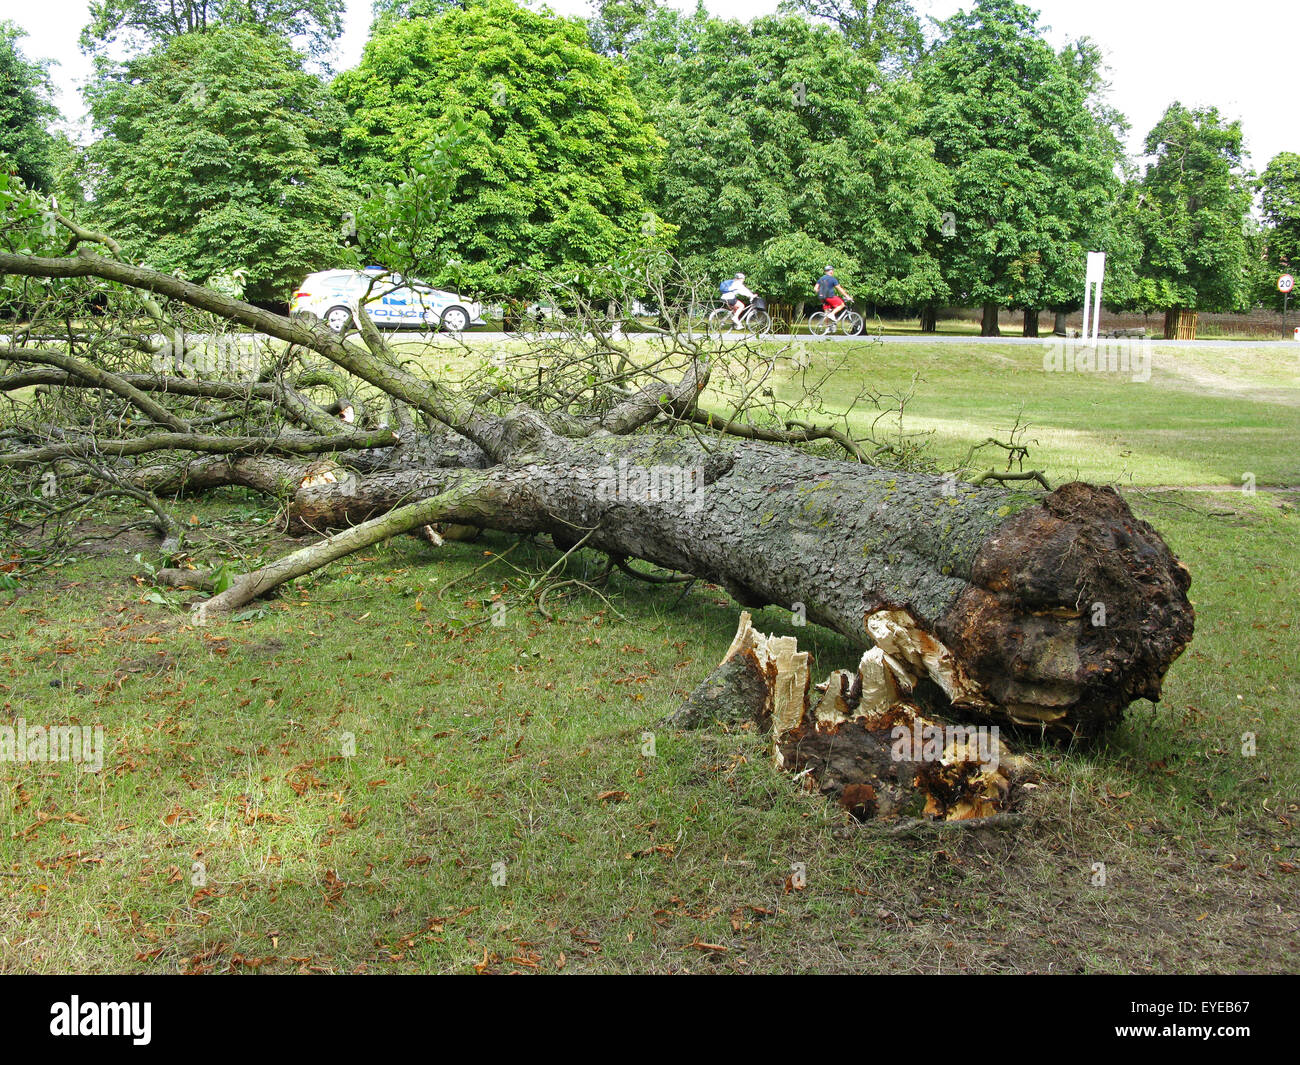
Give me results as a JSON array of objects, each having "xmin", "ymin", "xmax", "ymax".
[{"xmin": 7, "ymin": 0, "xmax": 1294, "ymax": 171}]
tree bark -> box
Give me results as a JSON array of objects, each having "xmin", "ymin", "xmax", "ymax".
[
  {"xmin": 980, "ymin": 302, "xmax": 1000, "ymax": 336},
  {"xmin": 206, "ymin": 426, "xmax": 1194, "ymax": 740},
  {"xmin": 1022, "ymin": 309, "xmax": 1039, "ymax": 337},
  {"xmin": 1053, "ymin": 310, "xmax": 1068, "ymax": 336},
  {"xmin": 920, "ymin": 305, "xmax": 937, "ymax": 333}
]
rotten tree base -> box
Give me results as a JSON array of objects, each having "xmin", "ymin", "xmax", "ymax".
[{"xmin": 671, "ymin": 613, "xmax": 1031, "ymax": 822}]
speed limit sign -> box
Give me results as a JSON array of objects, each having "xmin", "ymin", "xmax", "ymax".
[{"xmin": 1280, "ymin": 274, "xmax": 1295, "ymax": 293}]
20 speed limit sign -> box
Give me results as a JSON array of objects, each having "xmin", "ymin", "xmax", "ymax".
[{"xmin": 1280, "ymin": 274, "xmax": 1295, "ymax": 294}]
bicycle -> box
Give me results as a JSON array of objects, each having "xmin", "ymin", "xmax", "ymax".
[
  {"xmin": 808, "ymin": 298, "xmax": 864, "ymax": 337},
  {"xmin": 707, "ymin": 296, "xmax": 772, "ymax": 336}
]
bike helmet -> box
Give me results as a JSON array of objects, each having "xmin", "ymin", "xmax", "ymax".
[
  {"xmin": 735, "ymin": 273, "xmax": 745, "ymax": 280},
  {"xmin": 824, "ymin": 266, "xmax": 834, "ymax": 273}
]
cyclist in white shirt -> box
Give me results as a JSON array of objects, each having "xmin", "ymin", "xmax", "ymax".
[{"xmin": 719, "ymin": 273, "xmax": 756, "ymax": 328}]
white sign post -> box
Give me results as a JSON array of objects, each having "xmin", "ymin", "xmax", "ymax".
[{"xmin": 1081, "ymin": 251, "xmax": 1106, "ymax": 345}]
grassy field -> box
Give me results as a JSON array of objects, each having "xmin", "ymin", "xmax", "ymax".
[{"xmin": 1, "ymin": 339, "xmax": 1297, "ymax": 973}]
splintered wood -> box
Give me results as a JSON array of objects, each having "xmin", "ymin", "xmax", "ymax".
[{"xmin": 671, "ymin": 612, "xmax": 1028, "ymax": 823}]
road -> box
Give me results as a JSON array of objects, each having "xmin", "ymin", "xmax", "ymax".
[{"xmin": 4, "ymin": 330, "xmax": 1297, "ymax": 349}]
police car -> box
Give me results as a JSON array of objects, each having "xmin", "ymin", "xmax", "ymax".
[{"xmin": 291, "ymin": 268, "xmax": 484, "ymax": 333}]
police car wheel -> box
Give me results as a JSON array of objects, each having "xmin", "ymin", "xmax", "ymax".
[
  {"xmin": 441, "ymin": 306, "xmax": 470, "ymax": 333},
  {"xmin": 325, "ymin": 306, "xmax": 353, "ymax": 333}
]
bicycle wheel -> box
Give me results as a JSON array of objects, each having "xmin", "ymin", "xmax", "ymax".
[
  {"xmin": 839, "ymin": 311, "xmax": 864, "ymax": 336},
  {"xmin": 808, "ymin": 312, "xmax": 832, "ymax": 337},
  {"xmin": 746, "ymin": 310, "xmax": 772, "ymax": 335},
  {"xmin": 707, "ymin": 307, "xmax": 732, "ymax": 335}
]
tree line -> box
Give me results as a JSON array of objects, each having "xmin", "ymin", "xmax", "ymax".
[{"xmin": 1, "ymin": 0, "xmax": 1296, "ymax": 331}]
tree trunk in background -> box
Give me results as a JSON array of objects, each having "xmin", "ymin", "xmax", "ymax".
[
  {"xmin": 1022, "ymin": 309, "xmax": 1040, "ymax": 337},
  {"xmin": 981, "ymin": 302, "xmax": 1001, "ymax": 336},
  {"xmin": 920, "ymin": 305, "xmax": 937, "ymax": 333},
  {"xmin": 1054, "ymin": 310, "xmax": 1068, "ymax": 336}
]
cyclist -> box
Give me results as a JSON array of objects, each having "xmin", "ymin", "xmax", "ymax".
[
  {"xmin": 813, "ymin": 266, "xmax": 852, "ymax": 319},
  {"xmin": 720, "ymin": 272, "xmax": 756, "ymax": 329}
]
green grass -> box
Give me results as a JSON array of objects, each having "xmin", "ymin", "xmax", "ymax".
[
  {"xmin": 1, "ymin": 340, "xmax": 1297, "ymax": 973},
  {"xmin": 749, "ymin": 338, "xmax": 1300, "ymax": 487}
]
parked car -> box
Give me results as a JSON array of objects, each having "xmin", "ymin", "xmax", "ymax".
[{"xmin": 291, "ymin": 267, "xmax": 484, "ymax": 333}]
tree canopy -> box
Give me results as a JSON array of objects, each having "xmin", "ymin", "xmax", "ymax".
[
  {"xmin": 1129, "ymin": 102, "xmax": 1253, "ymax": 313},
  {"xmin": 1258, "ymin": 151, "xmax": 1300, "ymax": 304},
  {"xmin": 0, "ymin": 22, "xmax": 58, "ymax": 193},
  {"xmin": 917, "ymin": 0, "xmax": 1128, "ymax": 329},
  {"xmin": 84, "ymin": 24, "xmax": 351, "ymax": 302},
  {"xmin": 333, "ymin": 0, "xmax": 664, "ymax": 298},
  {"xmin": 622, "ymin": 8, "xmax": 947, "ymax": 306},
  {"xmin": 777, "ymin": 0, "xmax": 924, "ymax": 72},
  {"xmin": 81, "ymin": 0, "xmax": 346, "ymax": 58},
  {"xmin": 0, "ymin": 0, "xmax": 1276, "ymax": 322}
]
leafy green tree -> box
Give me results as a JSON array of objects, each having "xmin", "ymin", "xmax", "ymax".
[
  {"xmin": 917, "ymin": 0, "xmax": 1127, "ymax": 335},
  {"xmin": 623, "ymin": 8, "xmax": 947, "ymax": 309},
  {"xmin": 1257, "ymin": 151, "xmax": 1300, "ymax": 307},
  {"xmin": 81, "ymin": 0, "xmax": 345, "ymax": 58},
  {"xmin": 334, "ymin": 0, "xmax": 664, "ymax": 298},
  {"xmin": 45, "ymin": 133, "xmax": 93, "ymax": 217},
  {"xmin": 777, "ymin": 0, "xmax": 924, "ymax": 72},
  {"xmin": 586, "ymin": 0, "xmax": 660, "ymax": 58},
  {"xmin": 0, "ymin": 22, "xmax": 58, "ymax": 192},
  {"xmin": 345, "ymin": 119, "xmax": 472, "ymax": 285},
  {"xmin": 85, "ymin": 25, "xmax": 351, "ymax": 301},
  {"xmin": 370, "ymin": 0, "xmax": 466, "ymax": 30},
  {"xmin": 1130, "ymin": 102, "xmax": 1253, "ymax": 315}
]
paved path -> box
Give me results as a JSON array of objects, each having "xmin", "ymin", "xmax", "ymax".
[
  {"xmin": 425, "ymin": 330, "xmax": 1300, "ymax": 348},
  {"xmin": 5, "ymin": 330, "xmax": 1297, "ymax": 349}
]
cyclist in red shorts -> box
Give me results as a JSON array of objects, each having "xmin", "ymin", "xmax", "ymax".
[{"xmin": 813, "ymin": 266, "xmax": 852, "ymax": 317}]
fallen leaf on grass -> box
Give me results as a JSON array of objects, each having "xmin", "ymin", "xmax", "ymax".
[
  {"xmin": 682, "ymin": 939, "xmax": 728, "ymax": 953},
  {"xmin": 627, "ymin": 844, "xmax": 675, "ymax": 859}
]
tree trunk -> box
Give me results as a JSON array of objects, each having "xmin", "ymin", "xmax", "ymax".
[
  {"xmin": 920, "ymin": 305, "xmax": 937, "ymax": 333},
  {"xmin": 981, "ymin": 302, "xmax": 1000, "ymax": 337},
  {"xmin": 1022, "ymin": 309, "xmax": 1039, "ymax": 337},
  {"xmin": 215, "ymin": 428, "xmax": 1194, "ymax": 740},
  {"xmin": 1053, "ymin": 310, "xmax": 1068, "ymax": 336}
]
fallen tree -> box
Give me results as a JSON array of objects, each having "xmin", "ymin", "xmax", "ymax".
[{"xmin": 0, "ymin": 183, "xmax": 1194, "ymax": 749}]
